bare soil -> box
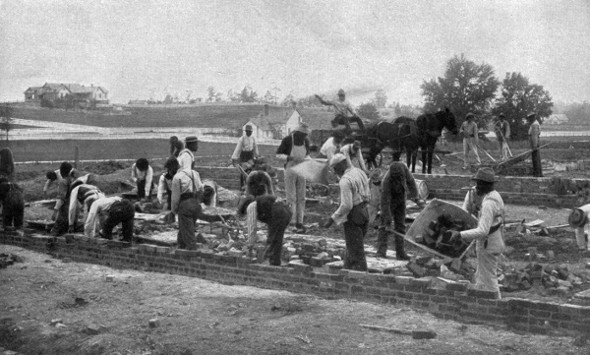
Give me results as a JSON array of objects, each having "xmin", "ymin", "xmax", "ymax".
[{"xmin": 1, "ymin": 245, "xmax": 588, "ymax": 355}]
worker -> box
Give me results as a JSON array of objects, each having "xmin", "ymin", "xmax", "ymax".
[
  {"xmin": 169, "ymin": 136, "xmax": 184, "ymax": 157},
  {"xmin": 157, "ymin": 157, "xmax": 180, "ymax": 210},
  {"xmin": 231, "ymin": 124, "xmax": 260, "ymax": 189},
  {"xmin": 527, "ymin": 113, "xmax": 542, "ymax": 177},
  {"xmin": 460, "ymin": 113, "xmax": 481, "ymax": 170},
  {"xmin": 131, "ymin": 158, "xmax": 154, "ymax": 201},
  {"xmin": 322, "ymin": 153, "xmax": 371, "ymax": 271},
  {"xmin": 201, "ymin": 179, "xmax": 218, "ymax": 208},
  {"xmin": 177, "ymin": 136, "xmax": 199, "ymax": 170},
  {"xmin": 68, "ymin": 183, "xmax": 104, "ymax": 232},
  {"xmin": 494, "ymin": 113, "xmax": 511, "ymax": 161},
  {"xmin": 166, "ymin": 166, "xmax": 222, "ymax": 250},
  {"xmin": 0, "ymin": 148, "xmax": 15, "ymax": 182},
  {"xmin": 567, "ymin": 205, "xmax": 590, "ymax": 252},
  {"xmin": 377, "ymin": 151, "xmax": 423, "ymax": 260},
  {"xmin": 85, "ymin": 196, "xmax": 135, "ymax": 242},
  {"xmin": 0, "ymin": 178, "xmax": 24, "ymax": 230},
  {"xmin": 238, "ymin": 173, "xmax": 291, "ymax": 266},
  {"xmin": 315, "ymin": 89, "xmax": 365, "ymax": 134},
  {"xmin": 340, "ymin": 139, "xmax": 368, "ymax": 173},
  {"xmin": 450, "ymin": 167, "xmax": 505, "ymax": 298},
  {"xmin": 43, "ymin": 169, "xmax": 63, "ymax": 195},
  {"xmin": 320, "ymin": 130, "xmax": 345, "ymax": 160},
  {"xmin": 50, "ymin": 162, "xmax": 81, "ymax": 236},
  {"xmin": 276, "ymin": 122, "xmax": 311, "ymax": 234}
]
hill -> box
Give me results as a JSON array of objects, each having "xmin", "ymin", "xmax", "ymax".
[{"xmin": 7, "ymin": 103, "xmax": 292, "ymax": 129}]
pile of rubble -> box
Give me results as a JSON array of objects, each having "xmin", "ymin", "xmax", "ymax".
[
  {"xmin": 0, "ymin": 253, "xmax": 24, "ymax": 269},
  {"xmin": 499, "ymin": 260, "xmax": 588, "ymax": 296}
]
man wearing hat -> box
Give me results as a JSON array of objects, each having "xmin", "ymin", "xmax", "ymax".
[
  {"xmin": 276, "ymin": 122, "xmax": 311, "ymax": 233},
  {"xmin": 377, "ymin": 151, "xmax": 423, "ymax": 260},
  {"xmin": 494, "ymin": 114, "xmax": 511, "ymax": 161},
  {"xmin": 450, "ymin": 167, "xmax": 505, "ymax": 298},
  {"xmin": 315, "ymin": 89, "xmax": 365, "ymax": 134},
  {"xmin": 322, "ymin": 153, "xmax": 371, "ymax": 271},
  {"xmin": 178, "ymin": 136, "xmax": 199, "ymax": 171},
  {"xmin": 527, "ymin": 113, "xmax": 542, "ymax": 177},
  {"xmin": 459, "ymin": 113, "xmax": 481, "ymax": 170},
  {"xmin": 232, "ymin": 124, "xmax": 260, "ymax": 189},
  {"xmin": 568, "ymin": 205, "xmax": 590, "ymax": 252}
]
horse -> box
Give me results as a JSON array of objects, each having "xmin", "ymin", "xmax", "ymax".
[{"xmin": 365, "ymin": 108, "xmax": 458, "ymax": 174}]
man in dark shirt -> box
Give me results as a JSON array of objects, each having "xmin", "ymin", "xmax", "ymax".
[{"xmin": 377, "ymin": 152, "xmax": 423, "ymax": 260}]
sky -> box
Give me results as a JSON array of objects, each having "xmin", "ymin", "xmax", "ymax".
[{"xmin": 0, "ymin": 0, "xmax": 589, "ymax": 105}]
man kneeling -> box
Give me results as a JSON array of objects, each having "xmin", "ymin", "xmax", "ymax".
[{"xmin": 85, "ymin": 196, "xmax": 135, "ymax": 242}]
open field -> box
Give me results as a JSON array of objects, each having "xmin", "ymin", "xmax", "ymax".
[{"xmin": 7, "ymin": 104, "xmax": 290, "ymax": 129}]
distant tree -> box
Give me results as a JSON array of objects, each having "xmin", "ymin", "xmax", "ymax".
[
  {"xmin": 207, "ymin": 86, "xmax": 217, "ymax": 102},
  {"xmin": 393, "ymin": 102, "xmax": 402, "ymax": 116},
  {"xmin": 561, "ymin": 101, "xmax": 590, "ymax": 125},
  {"xmin": 281, "ymin": 93, "xmax": 295, "ymax": 107},
  {"xmin": 374, "ymin": 89, "xmax": 387, "ymax": 108},
  {"xmin": 0, "ymin": 105, "xmax": 14, "ymax": 141},
  {"xmin": 421, "ymin": 54, "xmax": 500, "ymax": 130},
  {"xmin": 357, "ymin": 102, "xmax": 380, "ymax": 121},
  {"xmin": 262, "ymin": 90, "xmax": 274, "ymax": 103},
  {"xmin": 240, "ymin": 86, "xmax": 257, "ymax": 103},
  {"xmin": 163, "ymin": 94, "xmax": 173, "ymax": 104},
  {"xmin": 493, "ymin": 72, "xmax": 553, "ymax": 140}
]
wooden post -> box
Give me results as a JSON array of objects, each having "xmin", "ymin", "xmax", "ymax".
[{"xmin": 74, "ymin": 146, "xmax": 79, "ymax": 169}]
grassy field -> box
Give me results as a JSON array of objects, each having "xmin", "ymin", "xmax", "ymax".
[
  {"xmin": 6, "ymin": 139, "xmax": 281, "ymax": 162},
  {"xmin": 8, "ymin": 104, "xmax": 292, "ymax": 129}
]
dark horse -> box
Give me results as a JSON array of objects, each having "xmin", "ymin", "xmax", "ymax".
[{"xmin": 365, "ymin": 108, "xmax": 458, "ymax": 174}]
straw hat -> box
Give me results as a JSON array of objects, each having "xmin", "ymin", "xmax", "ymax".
[
  {"xmin": 568, "ymin": 208, "xmax": 587, "ymax": 228},
  {"xmin": 294, "ymin": 122, "xmax": 310, "ymax": 135},
  {"xmin": 329, "ymin": 153, "xmax": 347, "ymax": 167}
]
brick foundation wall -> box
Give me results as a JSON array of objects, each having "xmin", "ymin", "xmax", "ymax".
[
  {"xmin": 414, "ymin": 173, "xmax": 582, "ymax": 208},
  {"xmin": 2, "ymin": 231, "xmax": 589, "ymax": 336}
]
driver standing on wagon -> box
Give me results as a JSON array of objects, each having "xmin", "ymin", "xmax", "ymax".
[{"xmin": 315, "ymin": 89, "xmax": 365, "ymax": 134}]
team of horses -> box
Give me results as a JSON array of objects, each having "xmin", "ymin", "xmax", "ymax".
[{"xmin": 362, "ymin": 108, "xmax": 458, "ymax": 174}]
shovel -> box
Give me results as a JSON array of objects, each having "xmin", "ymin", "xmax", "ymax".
[{"xmin": 449, "ymin": 239, "xmax": 475, "ymax": 273}]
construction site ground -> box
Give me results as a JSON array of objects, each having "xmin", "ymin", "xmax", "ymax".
[
  {"xmin": 1, "ymin": 244, "xmax": 588, "ymax": 355},
  {"xmin": 4, "ymin": 148, "xmax": 590, "ymax": 353}
]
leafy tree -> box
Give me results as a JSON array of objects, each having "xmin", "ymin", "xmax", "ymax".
[
  {"xmin": 421, "ymin": 54, "xmax": 500, "ymax": 129},
  {"xmin": 0, "ymin": 105, "xmax": 14, "ymax": 141},
  {"xmin": 262, "ymin": 90, "xmax": 274, "ymax": 103},
  {"xmin": 207, "ymin": 86, "xmax": 217, "ymax": 102},
  {"xmin": 373, "ymin": 89, "xmax": 387, "ymax": 108},
  {"xmin": 240, "ymin": 86, "xmax": 257, "ymax": 103},
  {"xmin": 281, "ymin": 93, "xmax": 295, "ymax": 107},
  {"xmin": 493, "ymin": 72, "xmax": 553, "ymax": 140},
  {"xmin": 357, "ymin": 102, "xmax": 380, "ymax": 121},
  {"xmin": 561, "ymin": 101, "xmax": 590, "ymax": 124}
]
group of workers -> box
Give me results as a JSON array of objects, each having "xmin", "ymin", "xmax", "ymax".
[
  {"xmin": 461, "ymin": 112, "xmax": 543, "ymax": 177},
  {"xmin": 1, "ymin": 89, "xmax": 584, "ymax": 302}
]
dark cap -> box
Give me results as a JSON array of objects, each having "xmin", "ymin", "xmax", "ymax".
[
  {"xmin": 185, "ymin": 136, "xmax": 198, "ymax": 143},
  {"xmin": 527, "ymin": 113, "xmax": 537, "ymax": 120},
  {"xmin": 471, "ymin": 167, "xmax": 498, "ymax": 183}
]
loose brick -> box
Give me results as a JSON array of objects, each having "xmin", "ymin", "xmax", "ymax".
[{"xmin": 394, "ymin": 276, "xmax": 412, "ymax": 285}]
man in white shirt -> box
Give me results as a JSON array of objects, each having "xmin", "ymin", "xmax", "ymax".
[
  {"xmin": 322, "ymin": 153, "xmax": 371, "ymax": 271},
  {"xmin": 85, "ymin": 196, "xmax": 135, "ymax": 242},
  {"xmin": 320, "ymin": 131, "xmax": 345, "ymax": 160},
  {"xmin": 157, "ymin": 157, "xmax": 180, "ymax": 210},
  {"xmin": 460, "ymin": 113, "xmax": 481, "ymax": 170},
  {"xmin": 131, "ymin": 158, "xmax": 154, "ymax": 200},
  {"xmin": 527, "ymin": 113, "xmax": 542, "ymax": 177},
  {"xmin": 232, "ymin": 125, "xmax": 260, "ymax": 189},
  {"xmin": 68, "ymin": 184, "xmax": 104, "ymax": 232},
  {"xmin": 340, "ymin": 139, "xmax": 368, "ymax": 173},
  {"xmin": 315, "ymin": 89, "xmax": 365, "ymax": 133},
  {"xmin": 177, "ymin": 136, "xmax": 198, "ymax": 171}
]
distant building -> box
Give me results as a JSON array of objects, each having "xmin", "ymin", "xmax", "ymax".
[
  {"xmin": 24, "ymin": 82, "xmax": 109, "ymax": 106},
  {"xmin": 544, "ymin": 113, "xmax": 569, "ymax": 125}
]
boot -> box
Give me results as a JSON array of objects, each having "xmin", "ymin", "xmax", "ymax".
[
  {"xmin": 376, "ymin": 228, "xmax": 388, "ymax": 258},
  {"xmin": 395, "ymin": 235, "xmax": 410, "ymax": 260}
]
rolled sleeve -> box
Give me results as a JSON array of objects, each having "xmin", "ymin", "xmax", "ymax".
[
  {"xmin": 460, "ymin": 200, "xmax": 494, "ymax": 241},
  {"xmin": 85, "ymin": 200, "xmax": 100, "ymax": 238},
  {"xmin": 170, "ymin": 176, "xmax": 181, "ymax": 214},
  {"xmin": 68, "ymin": 186, "xmax": 80, "ymax": 227},
  {"xmin": 246, "ymin": 202, "xmax": 258, "ymax": 246},
  {"xmin": 145, "ymin": 166, "xmax": 154, "ymax": 197},
  {"xmin": 231, "ymin": 137, "xmax": 244, "ymax": 161},
  {"xmin": 331, "ymin": 179, "xmax": 353, "ymax": 225},
  {"xmin": 157, "ymin": 175, "xmax": 167, "ymax": 205}
]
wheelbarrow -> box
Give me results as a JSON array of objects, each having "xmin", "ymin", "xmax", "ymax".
[{"xmin": 493, "ymin": 143, "xmax": 551, "ymax": 175}]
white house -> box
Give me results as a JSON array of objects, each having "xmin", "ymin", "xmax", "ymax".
[{"xmin": 544, "ymin": 113, "xmax": 569, "ymax": 125}]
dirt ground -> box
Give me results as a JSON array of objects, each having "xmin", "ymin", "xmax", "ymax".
[{"xmin": 1, "ymin": 245, "xmax": 588, "ymax": 355}]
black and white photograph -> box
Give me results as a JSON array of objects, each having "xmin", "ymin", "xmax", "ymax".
[{"xmin": 1, "ymin": 0, "xmax": 589, "ymax": 354}]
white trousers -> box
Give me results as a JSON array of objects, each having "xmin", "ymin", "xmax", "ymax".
[
  {"xmin": 463, "ymin": 138, "xmax": 481, "ymax": 167},
  {"xmin": 284, "ymin": 168, "xmax": 306, "ymax": 225}
]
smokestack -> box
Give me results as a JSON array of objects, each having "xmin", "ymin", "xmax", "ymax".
[{"xmin": 264, "ymin": 104, "xmax": 269, "ymax": 116}]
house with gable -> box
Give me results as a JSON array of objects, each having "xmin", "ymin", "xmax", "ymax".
[
  {"xmin": 24, "ymin": 82, "xmax": 109, "ymax": 106},
  {"xmin": 241, "ymin": 104, "xmax": 293, "ymax": 140}
]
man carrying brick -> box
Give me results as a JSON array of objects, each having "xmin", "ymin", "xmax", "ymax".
[
  {"xmin": 450, "ymin": 167, "xmax": 505, "ymax": 298},
  {"xmin": 322, "ymin": 153, "xmax": 371, "ymax": 271}
]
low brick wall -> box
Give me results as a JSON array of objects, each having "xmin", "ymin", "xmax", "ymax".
[
  {"xmin": 414, "ymin": 173, "xmax": 582, "ymax": 208},
  {"xmin": 2, "ymin": 231, "xmax": 589, "ymax": 336}
]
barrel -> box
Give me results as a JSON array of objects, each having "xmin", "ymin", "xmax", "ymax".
[{"xmin": 415, "ymin": 179, "xmax": 429, "ymax": 200}]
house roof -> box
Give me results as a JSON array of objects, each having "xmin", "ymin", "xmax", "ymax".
[
  {"xmin": 24, "ymin": 86, "xmax": 44, "ymax": 94},
  {"xmin": 42, "ymin": 83, "xmax": 108, "ymax": 95},
  {"xmin": 296, "ymin": 108, "xmax": 335, "ymax": 130},
  {"xmin": 545, "ymin": 113, "xmax": 568, "ymax": 124},
  {"xmin": 43, "ymin": 83, "xmax": 69, "ymax": 92}
]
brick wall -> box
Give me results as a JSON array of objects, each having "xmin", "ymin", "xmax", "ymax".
[
  {"xmin": 414, "ymin": 173, "xmax": 582, "ymax": 208},
  {"xmin": 2, "ymin": 231, "xmax": 589, "ymax": 336}
]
